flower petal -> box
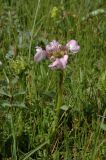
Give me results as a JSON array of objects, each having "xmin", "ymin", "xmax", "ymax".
[
  {"xmin": 34, "ymin": 47, "xmax": 47, "ymax": 62},
  {"xmin": 60, "ymin": 55, "xmax": 68, "ymax": 69},
  {"xmin": 66, "ymin": 40, "xmax": 80, "ymax": 54},
  {"xmin": 46, "ymin": 40, "xmax": 61, "ymax": 52},
  {"xmin": 49, "ymin": 55, "xmax": 68, "ymax": 70}
]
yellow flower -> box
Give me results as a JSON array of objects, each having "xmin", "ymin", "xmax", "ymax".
[{"xmin": 51, "ymin": 7, "xmax": 58, "ymax": 18}]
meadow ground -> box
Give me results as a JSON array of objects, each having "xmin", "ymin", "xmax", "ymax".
[{"xmin": 0, "ymin": 0, "xmax": 106, "ymax": 159}]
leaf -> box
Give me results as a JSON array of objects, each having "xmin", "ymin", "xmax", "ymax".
[
  {"xmin": 101, "ymin": 123, "xmax": 106, "ymax": 131},
  {"xmin": 5, "ymin": 46, "xmax": 16, "ymax": 59},
  {"xmin": 0, "ymin": 90, "xmax": 12, "ymax": 97},
  {"xmin": 3, "ymin": 69, "xmax": 9, "ymax": 84},
  {"xmin": 12, "ymin": 102, "xmax": 27, "ymax": 108},
  {"xmin": 1, "ymin": 101, "xmax": 27, "ymax": 109},
  {"xmin": 82, "ymin": 9, "xmax": 105, "ymax": 21},
  {"xmin": 20, "ymin": 141, "xmax": 48, "ymax": 160},
  {"xmin": 100, "ymin": 109, "xmax": 106, "ymax": 131},
  {"xmin": 13, "ymin": 91, "xmax": 26, "ymax": 97},
  {"xmin": 11, "ymin": 76, "xmax": 19, "ymax": 85},
  {"xmin": 60, "ymin": 105, "xmax": 69, "ymax": 111},
  {"xmin": 1, "ymin": 102, "xmax": 11, "ymax": 107}
]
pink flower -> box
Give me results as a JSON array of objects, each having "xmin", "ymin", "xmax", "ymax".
[
  {"xmin": 34, "ymin": 47, "xmax": 47, "ymax": 62},
  {"xmin": 48, "ymin": 55, "xmax": 68, "ymax": 70},
  {"xmin": 46, "ymin": 40, "xmax": 61, "ymax": 52},
  {"xmin": 66, "ymin": 40, "xmax": 80, "ymax": 53},
  {"xmin": 34, "ymin": 39, "xmax": 80, "ymax": 69}
]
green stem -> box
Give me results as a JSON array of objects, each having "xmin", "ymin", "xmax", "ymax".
[
  {"xmin": 10, "ymin": 113, "xmax": 17, "ymax": 160},
  {"xmin": 56, "ymin": 70, "xmax": 64, "ymax": 119},
  {"xmin": 50, "ymin": 71, "xmax": 64, "ymax": 141}
]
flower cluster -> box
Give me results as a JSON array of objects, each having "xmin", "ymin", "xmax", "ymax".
[{"xmin": 34, "ymin": 40, "xmax": 80, "ymax": 70}]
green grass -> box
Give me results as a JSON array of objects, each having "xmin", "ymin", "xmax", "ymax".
[{"xmin": 0, "ymin": 0, "xmax": 106, "ymax": 159}]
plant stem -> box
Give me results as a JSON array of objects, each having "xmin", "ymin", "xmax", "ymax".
[
  {"xmin": 56, "ymin": 70, "xmax": 64, "ymax": 119},
  {"xmin": 50, "ymin": 71, "xmax": 64, "ymax": 142},
  {"xmin": 10, "ymin": 113, "xmax": 17, "ymax": 160}
]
